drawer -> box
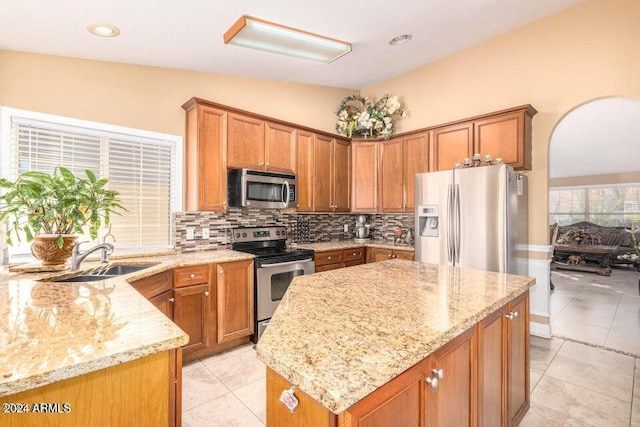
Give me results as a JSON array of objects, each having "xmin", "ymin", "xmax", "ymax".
[
  {"xmin": 315, "ymin": 263, "xmax": 343, "ymax": 272},
  {"xmin": 314, "ymin": 250, "xmax": 344, "ymax": 267},
  {"xmin": 130, "ymin": 270, "xmax": 173, "ymax": 299},
  {"xmin": 393, "ymin": 250, "xmax": 415, "ymax": 261},
  {"xmin": 343, "ymin": 248, "xmax": 365, "ymax": 262},
  {"xmin": 174, "ymin": 264, "xmax": 210, "ymax": 287}
]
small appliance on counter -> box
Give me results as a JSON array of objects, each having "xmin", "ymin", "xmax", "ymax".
[{"xmin": 353, "ymin": 214, "xmax": 372, "ymax": 242}]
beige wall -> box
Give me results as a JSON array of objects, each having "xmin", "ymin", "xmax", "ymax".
[
  {"xmin": 363, "ymin": 0, "xmax": 640, "ymax": 246},
  {"xmin": 550, "ymin": 172, "xmax": 640, "ymax": 187},
  {"xmin": 0, "ymin": 51, "xmax": 355, "ymax": 137}
]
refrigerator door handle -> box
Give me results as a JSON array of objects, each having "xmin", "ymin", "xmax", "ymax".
[
  {"xmin": 455, "ymin": 183, "xmax": 461, "ymax": 263},
  {"xmin": 447, "ymin": 184, "xmax": 453, "ymax": 262}
]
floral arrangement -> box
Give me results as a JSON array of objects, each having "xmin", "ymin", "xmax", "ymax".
[
  {"xmin": 557, "ymin": 228, "xmax": 602, "ymax": 245},
  {"xmin": 336, "ymin": 94, "xmax": 407, "ymax": 139},
  {"xmin": 617, "ymin": 225, "xmax": 640, "ymax": 263}
]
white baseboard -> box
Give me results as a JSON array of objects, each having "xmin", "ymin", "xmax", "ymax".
[
  {"xmin": 530, "ymin": 321, "xmax": 552, "ymax": 338},
  {"xmin": 526, "ymin": 245, "xmax": 552, "ymax": 336}
]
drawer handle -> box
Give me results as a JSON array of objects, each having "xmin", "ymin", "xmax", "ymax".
[
  {"xmin": 328, "ymin": 256, "xmax": 332, "ymax": 259},
  {"xmin": 352, "ymin": 252, "xmax": 357, "ymax": 256},
  {"xmin": 189, "ymin": 273, "xmax": 195, "ymax": 279}
]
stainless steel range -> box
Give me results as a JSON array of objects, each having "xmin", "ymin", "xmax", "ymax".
[{"xmin": 231, "ymin": 226, "xmax": 315, "ymax": 342}]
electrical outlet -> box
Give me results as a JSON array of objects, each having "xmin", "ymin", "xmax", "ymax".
[
  {"xmin": 186, "ymin": 227, "xmax": 195, "ymax": 240},
  {"xmin": 343, "ymin": 224, "xmax": 349, "ymax": 232},
  {"xmin": 202, "ymin": 227, "xmax": 210, "ymax": 239}
]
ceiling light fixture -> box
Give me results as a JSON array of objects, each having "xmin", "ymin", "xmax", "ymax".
[
  {"xmin": 223, "ymin": 16, "xmax": 351, "ymax": 63},
  {"xmin": 87, "ymin": 24, "xmax": 121, "ymax": 38},
  {"xmin": 388, "ymin": 34, "xmax": 412, "ymax": 46}
]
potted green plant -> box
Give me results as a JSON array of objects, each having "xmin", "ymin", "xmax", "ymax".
[{"xmin": 0, "ymin": 167, "xmax": 124, "ymax": 265}]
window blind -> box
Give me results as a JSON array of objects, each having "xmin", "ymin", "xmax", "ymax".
[{"xmin": 8, "ymin": 117, "xmax": 176, "ymax": 254}]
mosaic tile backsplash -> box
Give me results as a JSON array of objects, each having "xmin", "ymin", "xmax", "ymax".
[{"xmin": 172, "ymin": 208, "xmax": 415, "ymax": 253}]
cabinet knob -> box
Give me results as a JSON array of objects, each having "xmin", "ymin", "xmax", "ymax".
[
  {"xmin": 169, "ymin": 298, "xmax": 175, "ymax": 303},
  {"xmin": 426, "ymin": 376, "xmax": 439, "ymax": 390},
  {"xmin": 352, "ymin": 252, "xmax": 357, "ymax": 256},
  {"xmin": 511, "ymin": 311, "xmax": 519, "ymax": 318},
  {"xmin": 505, "ymin": 312, "xmax": 514, "ymax": 320},
  {"xmin": 266, "ymin": 162, "xmax": 270, "ymax": 166},
  {"xmin": 204, "ymin": 291, "xmax": 210, "ymax": 297},
  {"xmin": 388, "ymin": 254, "xmax": 393, "ymax": 258},
  {"xmin": 327, "ymin": 256, "xmax": 332, "ymax": 260},
  {"xmin": 189, "ymin": 273, "xmax": 195, "ymax": 279},
  {"xmin": 432, "ymin": 368, "xmax": 444, "ymax": 379},
  {"xmin": 219, "ymin": 270, "xmax": 224, "ymax": 274}
]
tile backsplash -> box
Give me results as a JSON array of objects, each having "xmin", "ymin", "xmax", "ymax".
[{"xmin": 173, "ymin": 209, "xmax": 415, "ymax": 253}]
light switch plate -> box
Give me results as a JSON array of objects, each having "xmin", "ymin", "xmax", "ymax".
[
  {"xmin": 202, "ymin": 227, "xmax": 210, "ymax": 239},
  {"xmin": 186, "ymin": 227, "xmax": 195, "ymax": 240}
]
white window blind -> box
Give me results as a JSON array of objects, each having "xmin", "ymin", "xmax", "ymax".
[{"xmin": 5, "ymin": 112, "xmax": 179, "ymax": 255}]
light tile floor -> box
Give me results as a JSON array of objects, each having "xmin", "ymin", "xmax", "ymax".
[{"xmin": 551, "ymin": 268, "xmax": 640, "ymax": 355}]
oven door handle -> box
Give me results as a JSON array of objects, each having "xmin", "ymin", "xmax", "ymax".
[{"xmin": 260, "ymin": 258, "xmax": 313, "ymax": 268}]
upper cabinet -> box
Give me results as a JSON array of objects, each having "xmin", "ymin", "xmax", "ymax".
[
  {"xmin": 183, "ymin": 100, "xmax": 228, "ymax": 212},
  {"xmin": 431, "ymin": 105, "xmax": 536, "ymax": 171},
  {"xmin": 228, "ymin": 114, "xmax": 297, "ymax": 174},
  {"xmin": 314, "ymin": 135, "xmax": 351, "ymax": 212},
  {"xmin": 296, "ymin": 130, "xmax": 315, "ymax": 212},
  {"xmin": 351, "ymin": 141, "xmax": 378, "ymax": 212},
  {"xmin": 379, "ymin": 132, "xmax": 429, "ymax": 213}
]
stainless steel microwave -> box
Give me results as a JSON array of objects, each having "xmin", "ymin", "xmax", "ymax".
[{"xmin": 227, "ymin": 169, "xmax": 297, "ymax": 209}]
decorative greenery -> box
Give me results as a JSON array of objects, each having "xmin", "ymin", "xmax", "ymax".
[
  {"xmin": 336, "ymin": 94, "xmax": 407, "ymax": 139},
  {"xmin": 618, "ymin": 225, "xmax": 640, "ymax": 263},
  {"xmin": 0, "ymin": 167, "xmax": 124, "ymax": 247}
]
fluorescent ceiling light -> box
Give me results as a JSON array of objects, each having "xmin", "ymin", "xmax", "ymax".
[{"xmin": 224, "ymin": 16, "xmax": 351, "ymax": 63}]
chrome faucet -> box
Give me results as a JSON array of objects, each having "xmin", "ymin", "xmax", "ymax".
[{"xmin": 71, "ymin": 241, "xmax": 115, "ymax": 270}]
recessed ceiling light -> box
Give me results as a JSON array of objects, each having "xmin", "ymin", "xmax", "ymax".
[
  {"xmin": 388, "ymin": 34, "xmax": 412, "ymax": 46},
  {"xmin": 87, "ymin": 24, "xmax": 121, "ymax": 38}
]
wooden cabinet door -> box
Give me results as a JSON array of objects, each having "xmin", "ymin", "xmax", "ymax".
[
  {"xmin": 393, "ymin": 250, "xmax": 415, "ymax": 261},
  {"xmin": 474, "ymin": 111, "xmax": 528, "ymax": 170},
  {"xmin": 149, "ymin": 289, "xmax": 174, "ymax": 320},
  {"xmin": 265, "ymin": 122, "xmax": 296, "ymax": 174},
  {"xmin": 379, "ymin": 138, "xmax": 404, "ymax": 213},
  {"xmin": 227, "ymin": 113, "xmax": 265, "ymax": 169},
  {"xmin": 431, "ymin": 122, "xmax": 473, "ymax": 171},
  {"xmin": 425, "ymin": 327, "xmax": 476, "ymax": 427},
  {"xmin": 173, "ymin": 284, "xmax": 211, "ymax": 354},
  {"xmin": 215, "ymin": 260, "xmax": 254, "ymax": 344},
  {"xmin": 343, "ymin": 360, "xmax": 426, "ymax": 427},
  {"xmin": 313, "ymin": 134, "xmax": 333, "ymax": 212},
  {"xmin": 184, "ymin": 104, "xmax": 227, "ymax": 211},
  {"xmin": 367, "ymin": 247, "xmax": 394, "ymax": 263},
  {"xmin": 333, "ymin": 138, "xmax": 351, "ymax": 212},
  {"xmin": 507, "ymin": 292, "xmax": 529, "ymax": 426},
  {"xmin": 296, "ymin": 130, "xmax": 314, "ymax": 212},
  {"xmin": 351, "ymin": 141, "xmax": 378, "ymax": 212},
  {"xmin": 403, "ymin": 132, "xmax": 429, "ymax": 212},
  {"xmin": 478, "ymin": 306, "xmax": 507, "ymax": 427}
]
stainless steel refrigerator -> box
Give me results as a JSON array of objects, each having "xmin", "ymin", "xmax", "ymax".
[{"xmin": 415, "ymin": 164, "xmax": 528, "ymax": 275}]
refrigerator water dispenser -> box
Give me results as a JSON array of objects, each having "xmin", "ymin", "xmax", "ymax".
[{"xmin": 417, "ymin": 205, "xmax": 439, "ymax": 237}]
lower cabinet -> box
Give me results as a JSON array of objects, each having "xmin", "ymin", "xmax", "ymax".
[
  {"xmin": 266, "ymin": 291, "xmax": 530, "ymax": 427},
  {"xmin": 215, "ymin": 259, "xmax": 254, "ymax": 344},
  {"xmin": 315, "ymin": 248, "xmax": 366, "ymax": 272},
  {"xmin": 478, "ymin": 291, "xmax": 530, "ymax": 427},
  {"xmin": 366, "ymin": 247, "xmax": 415, "ymax": 262},
  {"xmin": 173, "ymin": 283, "xmax": 212, "ymax": 354}
]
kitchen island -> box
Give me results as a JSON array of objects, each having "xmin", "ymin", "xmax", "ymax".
[
  {"xmin": 0, "ymin": 249, "xmax": 253, "ymax": 426},
  {"xmin": 256, "ymin": 260, "xmax": 535, "ymax": 427}
]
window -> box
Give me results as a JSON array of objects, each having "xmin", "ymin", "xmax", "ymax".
[
  {"xmin": 0, "ymin": 107, "xmax": 182, "ymax": 257},
  {"xmin": 549, "ymin": 184, "xmax": 640, "ymax": 227}
]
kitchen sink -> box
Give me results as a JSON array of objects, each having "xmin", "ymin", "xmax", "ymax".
[
  {"xmin": 91, "ymin": 265, "xmax": 152, "ymax": 276},
  {"xmin": 49, "ymin": 264, "xmax": 154, "ymax": 282}
]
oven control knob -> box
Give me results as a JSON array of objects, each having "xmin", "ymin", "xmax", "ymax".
[
  {"xmin": 276, "ymin": 231, "xmax": 280, "ymax": 236},
  {"xmin": 236, "ymin": 233, "xmax": 240, "ymax": 238},
  {"xmin": 242, "ymin": 232, "xmax": 247, "ymax": 237}
]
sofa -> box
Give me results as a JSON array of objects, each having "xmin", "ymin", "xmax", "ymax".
[{"xmin": 556, "ymin": 221, "xmax": 640, "ymax": 267}]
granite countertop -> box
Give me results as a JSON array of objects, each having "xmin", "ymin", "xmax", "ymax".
[
  {"xmin": 294, "ymin": 240, "xmax": 415, "ymax": 252},
  {"xmin": 256, "ymin": 260, "xmax": 534, "ymax": 414},
  {"xmin": 0, "ymin": 249, "xmax": 254, "ymax": 397}
]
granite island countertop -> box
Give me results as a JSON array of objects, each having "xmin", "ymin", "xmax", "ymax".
[
  {"xmin": 256, "ymin": 260, "xmax": 534, "ymax": 414},
  {"xmin": 0, "ymin": 249, "xmax": 254, "ymax": 397}
]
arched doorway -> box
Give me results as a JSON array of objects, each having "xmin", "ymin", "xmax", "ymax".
[{"xmin": 548, "ymin": 96, "xmax": 640, "ymax": 355}]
